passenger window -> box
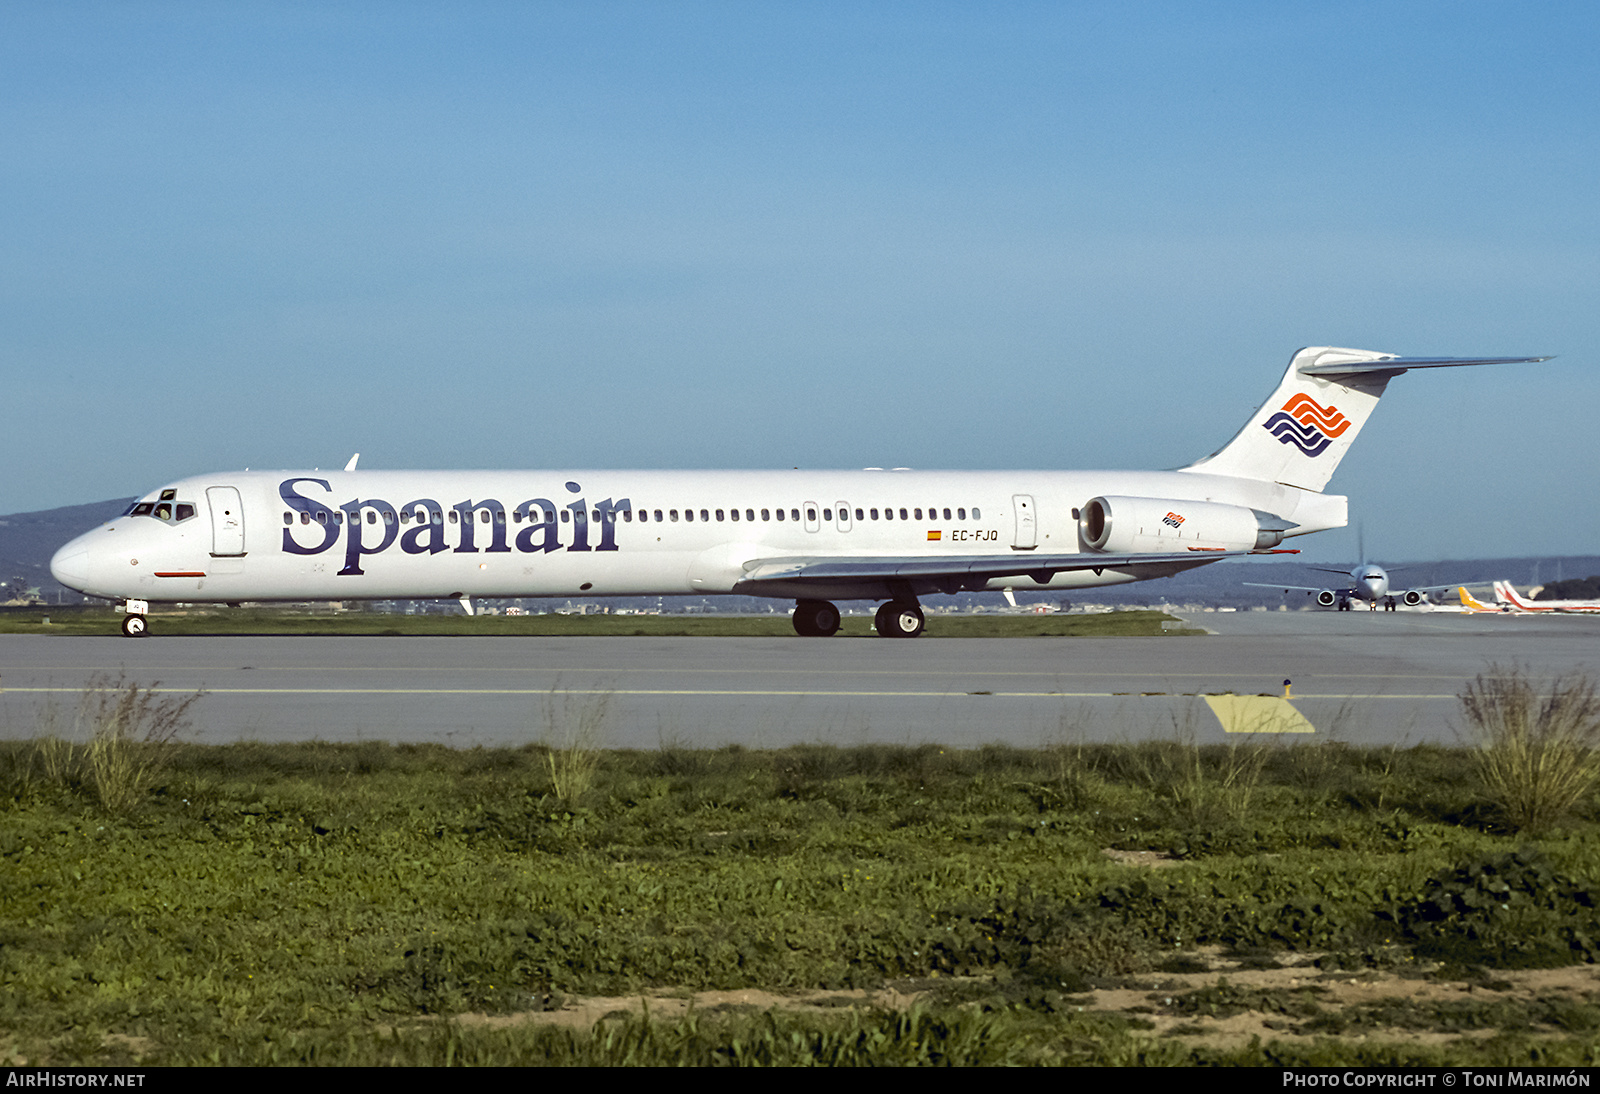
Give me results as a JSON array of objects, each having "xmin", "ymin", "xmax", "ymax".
[
  {"xmin": 973, "ymin": 507, "xmax": 981, "ymax": 519},
  {"xmin": 496, "ymin": 510, "xmax": 506, "ymax": 524},
  {"xmin": 624, "ymin": 509, "xmax": 633, "ymax": 522},
  {"xmin": 775, "ymin": 508, "xmax": 785, "ymax": 521},
  {"xmin": 301, "ymin": 512, "xmax": 311, "ymax": 525},
  {"xmin": 823, "ymin": 509, "xmax": 831, "ymax": 521},
  {"xmin": 685, "ymin": 509, "xmax": 694, "ymax": 522},
  {"xmin": 670, "ymin": 510, "xmax": 679, "ymax": 522},
  {"xmin": 855, "ymin": 508, "xmax": 863, "ymax": 521},
  {"xmin": 870, "ymin": 509, "xmax": 879, "ymax": 520},
  {"xmin": 717, "ymin": 509, "xmax": 726, "ymax": 522},
  {"xmin": 958, "ymin": 508, "xmax": 966, "ymax": 520},
  {"xmin": 283, "ymin": 512, "xmax": 293, "ymax": 526},
  {"xmin": 366, "ymin": 511, "xmax": 376, "ymax": 525},
  {"xmin": 385, "ymin": 511, "xmax": 396, "ymax": 525},
  {"xmin": 729, "ymin": 509, "xmax": 738, "ymax": 521},
  {"xmin": 746, "ymin": 509, "xmax": 754, "ymax": 521},
  {"xmin": 761, "ymin": 509, "xmax": 770, "ymax": 521},
  {"xmin": 943, "ymin": 508, "xmax": 951, "ymax": 520},
  {"xmin": 899, "ymin": 508, "xmax": 908, "ymax": 521},
  {"xmin": 700, "ymin": 509, "xmax": 709, "ymax": 522},
  {"xmin": 914, "ymin": 508, "xmax": 922, "ymax": 520},
  {"xmin": 654, "ymin": 510, "xmax": 664, "ymax": 522},
  {"xmin": 560, "ymin": 510, "xmax": 569, "ymax": 523},
  {"xmin": 790, "ymin": 509, "xmax": 800, "ymax": 522}
]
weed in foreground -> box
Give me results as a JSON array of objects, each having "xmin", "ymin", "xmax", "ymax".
[
  {"xmin": 543, "ymin": 686, "xmax": 610, "ymax": 807},
  {"xmin": 27, "ymin": 675, "xmax": 201, "ymax": 813},
  {"xmin": 1461, "ymin": 666, "xmax": 1600, "ymax": 833}
]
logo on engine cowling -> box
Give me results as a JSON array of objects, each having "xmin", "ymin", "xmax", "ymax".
[{"xmin": 1261, "ymin": 394, "xmax": 1350, "ymax": 457}]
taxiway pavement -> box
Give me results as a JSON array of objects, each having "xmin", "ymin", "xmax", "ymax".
[{"xmin": 1, "ymin": 610, "xmax": 1592, "ymax": 748}]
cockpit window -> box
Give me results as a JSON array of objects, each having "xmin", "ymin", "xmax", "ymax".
[{"xmin": 129, "ymin": 492, "xmax": 197, "ymax": 525}]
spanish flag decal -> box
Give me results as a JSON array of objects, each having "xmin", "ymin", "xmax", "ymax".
[{"xmin": 927, "ymin": 530, "xmax": 941, "ymax": 541}]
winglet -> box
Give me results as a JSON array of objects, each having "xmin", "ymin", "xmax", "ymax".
[{"xmin": 344, "ymin": 453, "xmax": 360, "ymax": 472}]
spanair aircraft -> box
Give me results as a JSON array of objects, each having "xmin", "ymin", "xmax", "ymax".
[
  {"xmin": 1245, "ymin": 562, "xmax": 1461, "ymax": 611},
  {"xmin": 50, "ymin": 346, "xmax": 1547, "ymax": 638},
  {"xmin": 1493, "ymin": 581, "xmax": 1600, "ymax": 614}
]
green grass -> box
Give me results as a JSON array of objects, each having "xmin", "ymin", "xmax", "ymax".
[
  {"xmin": 0, "ymin": 606, "xmax": 1198, "ymax": 638},
  {"xmin": 7, "ymin": 733, "xmax": 1600, "ymax": 1065}
]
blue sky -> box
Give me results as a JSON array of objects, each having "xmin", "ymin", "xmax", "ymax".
[{"xmin": 3, "ymin": 1, "xmax": 1595, "ymax": 563}]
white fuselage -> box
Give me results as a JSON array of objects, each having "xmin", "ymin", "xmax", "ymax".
[{"xmin": 50, "ymin": 467, "xmax": 1345, "ymax": 605}]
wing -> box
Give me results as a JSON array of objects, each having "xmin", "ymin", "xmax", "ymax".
[
  {"xmin": 1242, "ymin": 582, "xmax": 1348, "ymax": 595},
  {"xmin": 738, "ymin": 549, "xmax": 1273, "ymax": 594}
]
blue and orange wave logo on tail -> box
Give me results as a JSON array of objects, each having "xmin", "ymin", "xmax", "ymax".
[{"xmin": 1261, "ymin": 394, "xmax": 1350, "ymax": 457}]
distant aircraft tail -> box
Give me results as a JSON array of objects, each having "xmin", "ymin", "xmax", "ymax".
[
  {"xmin": 1458, "ymin": 586, "xmax": 1496, "ymax": 612},
  {"xmin": 1495, "ymin": 581, "xmax": 1537, "ymax": 610},
  {"xmin": 1181, "ymin": 347, "xmax": 1549, "ymax": 493}
]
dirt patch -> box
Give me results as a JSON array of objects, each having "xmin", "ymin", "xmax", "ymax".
[
  {"xmin": 452, "ymin": 984, "xmax": 935, "ymax": 1031},
  {"xmin": 449, "ymin": 955, "xmax": 1600, "ymax": 1051},
  {"xmin": 1102, "ymin": 848, "xmax": 1189, "ymax": 869}
]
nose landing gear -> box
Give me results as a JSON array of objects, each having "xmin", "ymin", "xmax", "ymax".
[{"xmin": 120, "ymin": 600, "xmax": 150, "ymax": 638}]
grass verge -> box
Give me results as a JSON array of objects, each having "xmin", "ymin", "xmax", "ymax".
[{"xmin": 6, "ymin": 734, "xmax": 1600, "ymax": 1065}]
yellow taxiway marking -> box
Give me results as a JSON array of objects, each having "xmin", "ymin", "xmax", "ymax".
[{"xmin": 1202, "ymin": 694, "xmax": 1316, "ymax": 734}]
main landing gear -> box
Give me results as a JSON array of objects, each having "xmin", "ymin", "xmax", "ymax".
[
  {"xmin": 873, "ymin": 600, "xmax": 925, "ymax": 638},
  {"xmin": 789, "ymin": 599, "xmax": 927, "ymax": 638},
  {"xmin": 791, "ymin": 599, "xmax": 842, "ymax": 637}
]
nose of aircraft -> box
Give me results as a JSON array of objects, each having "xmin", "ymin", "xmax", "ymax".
[{"xmin": 51, "ymin": 538, "xmax": 91, "ymax": 592}]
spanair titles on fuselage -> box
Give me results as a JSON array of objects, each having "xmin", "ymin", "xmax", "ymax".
[{"xmin": 50, "ymin": 345, "xmax": 1549, "ymax": 637}]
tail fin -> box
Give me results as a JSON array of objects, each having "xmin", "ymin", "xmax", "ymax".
[
  {"xmin": 1181, "ymin": 347, "xmax": 1550, "ymax": 492},
  {"xmin": 1459, "ymin": 587, "xmax": 1495, "ymax": 612},
  {"xmin": 1496, "ymin": 581, "xmax": 1535, "ymax": 610}
]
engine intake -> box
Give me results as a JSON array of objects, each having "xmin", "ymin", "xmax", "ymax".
[{"xmin": 1078, "ymin": 496, "xmax": 1293, "ymax": 554}]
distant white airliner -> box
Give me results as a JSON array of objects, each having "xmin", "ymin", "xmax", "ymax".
[
  {"xmin": 51, "ymin": 346, "xmax": 1546, "ymax": 637},
  {"xmin": 1246, "ymin": 561, "xmax": 1461, "ymax": 611}
]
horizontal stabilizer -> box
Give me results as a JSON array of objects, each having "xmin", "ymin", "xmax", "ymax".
[{"xmin": 1299, "ymin": 355, "xmax": 1552, "ymax": 377}]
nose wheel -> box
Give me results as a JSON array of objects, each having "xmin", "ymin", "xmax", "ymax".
[
  {"xmin": 874, "ymin": 601, "xmax": 925, "ymax": 638},
  {"xmin": 121, "ymin": 613, "xmax": 149, "ymax": 638},
  {"xmin": 792, "ymin": 599, "xmax": 841, "ymax": 637}
]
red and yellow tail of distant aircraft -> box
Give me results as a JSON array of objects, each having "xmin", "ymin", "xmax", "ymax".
[{"xmin": 1492, "ymin": 581, "xmax": 1600, "ymax": 614}]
